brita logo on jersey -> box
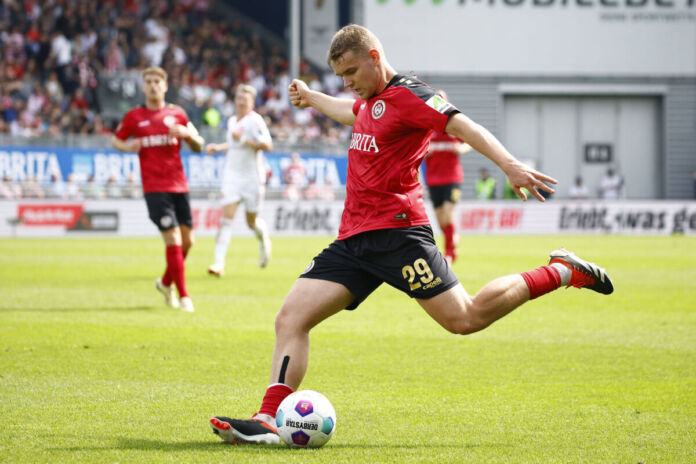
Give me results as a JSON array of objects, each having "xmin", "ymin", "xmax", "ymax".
[
  {"xmin": 140, "ymin": 134, "xmax": 179, "ymax": 148},
  {"xmin": 349, "ymin": 133, "xmax": 380, "ymax": 152}
]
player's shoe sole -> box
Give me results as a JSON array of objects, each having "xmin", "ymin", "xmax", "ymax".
[
  {"xmin": 210, "ymin": 417, "xmax": 280, "ymax": 445},
  {"xmin": 155, "ymin": 278, "xmax": 179, "ymax": 308},
  {"xmin": 549, "ymin": 248, "xmax": 614, "ymax": 295}
]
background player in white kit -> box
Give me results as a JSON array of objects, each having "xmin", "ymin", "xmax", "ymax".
[{"xmin": 205, "ymin": 84, "xmax": 273, "ymax": 275}]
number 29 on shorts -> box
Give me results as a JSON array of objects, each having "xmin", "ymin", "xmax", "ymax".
[{"xmin": 401, "ymin": 258, "xmax": 434, "ymax": 291}]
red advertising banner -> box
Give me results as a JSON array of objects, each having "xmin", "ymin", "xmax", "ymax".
[{"xmin": 17, "ymin": 204, "xmax": 84, "ymax": 228}]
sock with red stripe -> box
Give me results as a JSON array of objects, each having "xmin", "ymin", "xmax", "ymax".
[
  {"xmin": 442, "ymin": 223, "xmax": 456, "ymax": 257},
  {"xmin": 257, "ymin": 383, "xmax": 294, "ymax": 418},
  {"xmin": 162, "ymin": 247, "xmax": 188, "ymax": 287},
  {"xmin": 165, "ymin": 245, "xmax": 188, "ymax": 298},
  {"xmin": 521, "ymin": 265, "xmax": 562, "ymax": 300}
]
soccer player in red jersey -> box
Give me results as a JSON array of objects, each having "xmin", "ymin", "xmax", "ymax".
[
  {"xmin": 424, "ymin": 90, "xmax": 471, "ymax": 264},
  {"xmin": 112, "ymin": 67, "xmax": 204, "ymax": 313},
  {"xmin": 210, "ymin": 25, "xmax": 614, "ymax": 444}
]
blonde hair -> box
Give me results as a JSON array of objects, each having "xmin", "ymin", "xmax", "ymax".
[
  {"xmin": 142, "ymin": 66, "xmax": 168, "ymax": 81},
  {"xmin": 326, "ymin": 24, "xmax": 383, "ymax": 65},
  {"xmin": 236, "ymin": 83, "xmax": 257, "ymax": 99}
]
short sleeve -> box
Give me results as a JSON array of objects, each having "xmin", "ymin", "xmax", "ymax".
[
  {"xmin": 114, "ymin": 111, "xmax": 135, "ymax": 140},
  {"xmin": 177, "ymin": 107, "xmax": 189, "ymax": 126},
  {"xmin": 251, "ymin": 114, "xmax": 271, "ymax": 143},
  {"xmin": 398, "ymin": 86, "xmax": 459, "ymax": 134},
  {"xmin": 352, "ymin": 99, "xmax": 363, "ymax": 116}
]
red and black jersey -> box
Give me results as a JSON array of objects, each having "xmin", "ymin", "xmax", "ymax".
[
  {"xmin": 338, "ymin": 74, "xmax": 459, "ymax": 240},
  {"xmin": 114, "ymin": 104, "xmax": 189, "ymax": 193},
  {"xmin": 425, "ymin": 132, "xmax": 464, "ymax": 186}
]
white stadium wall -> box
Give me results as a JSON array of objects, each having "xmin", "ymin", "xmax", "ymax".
[
  {"xmin": 1, "ymin": 199, "xmax": 695, "ymax": 238},
  {"xmin": 363, "ymin": 0, "xmax": 696, "ymax": 77}
]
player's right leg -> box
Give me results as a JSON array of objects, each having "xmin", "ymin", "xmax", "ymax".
[
  {"xmin": 209, "ymin": 201, "xmax": 240, "ymax": 277},
  {"xmin": 436, "ymin": 200, "xmax": 458, "ymax": 264},
  {"xmin": 210, "ymin": 278, "xmax": 354, "ymax": 444}
]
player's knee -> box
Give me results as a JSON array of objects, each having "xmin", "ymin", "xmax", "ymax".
[
  {"xmin": 275, "ymin": 304, "xmax": 304, "ymax": 335},
  {"xmin": 445, "ymin": 314, "xmax": 490, "ymax": 335}
]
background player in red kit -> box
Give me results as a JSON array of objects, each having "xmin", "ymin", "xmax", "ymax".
[
  {"xmin": 112, "ymin": 66, "xmax": 204, "ymax": 313},
  {"xmin": 425, "ymin": 89, "xmax": 471, "ymax": 264},
  {"xmin": 209, "ymin": 25, "xmax": 614, "ymax": 444}
]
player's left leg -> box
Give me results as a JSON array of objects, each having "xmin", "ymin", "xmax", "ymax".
[
  {"xmin": 210, "ymin": 278, "xmax": 354, "ymax": 444},
  {"xmin": 246, "ymin": 211, "xmax": 271, "ymax": 268},
  {"xmin": 418, "ymin": 250, "xmax": 613, "ymax": 334},
  {"xmin": 180, "ymin": 224, "xmax": 194, "ymax": 257},
  {"xmin": 244, "ymin": 185, "xmax": 270, "ymax": 268},
  {"xmin": 209, "ymin": 201, "xmax": 240, "ymax": 277}
]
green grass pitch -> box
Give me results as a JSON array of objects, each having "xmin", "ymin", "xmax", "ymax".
[{"xmin": 1, "ymin": 234, "xmax": 694, "ymax": 463}]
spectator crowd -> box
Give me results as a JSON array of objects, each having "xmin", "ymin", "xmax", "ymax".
[
  {"xmin": 0, "ymin": 171, "xmax": 143, "ymax": 200},
  {"xmin": 0, "ymin": 0, "xmax": 350, "ymax": 145}
]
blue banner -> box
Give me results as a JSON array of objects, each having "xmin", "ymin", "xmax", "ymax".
[{"xmin": 0, "ymin": 146, "xmax": 348, "ymax": 188}]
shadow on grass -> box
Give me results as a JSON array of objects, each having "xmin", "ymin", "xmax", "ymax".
[
  {"xmin": 52, "ymin": 437, "xmax": 505, "ymax": 453},
  {"xmin": 0, "ymin": 306, "xmax": 155, "ymax": 313}
]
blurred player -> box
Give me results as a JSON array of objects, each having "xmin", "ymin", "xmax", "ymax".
[
  {"xmin": 209, "ymin": 25, "xmax": 614, "ymax": 444},
  {"xmin": 425, "ymin": 89, "xmax": 471, "ymax": 264},
  {"xmin": 205, "ymin": 84, "xmax": 273, "ymax": 275},
  {"xmin": 112, "ymin": 66, "xmax": 203, "ymax": 313}
]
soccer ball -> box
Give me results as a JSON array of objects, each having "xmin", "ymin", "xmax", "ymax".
[{"xmin": 276, "ymin": 390, "xmax": 337, "ymax": 448}]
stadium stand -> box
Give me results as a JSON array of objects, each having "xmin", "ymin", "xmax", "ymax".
[{"xmin": 0, "ymin": 0, "xmax": 348, "ymax": 145}]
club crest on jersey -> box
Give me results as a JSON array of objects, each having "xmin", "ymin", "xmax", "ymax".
[{"xmin": 371, "ymin": 100, "xmax": 386, "ymax": 119}]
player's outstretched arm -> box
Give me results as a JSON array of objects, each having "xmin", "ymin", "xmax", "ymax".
[
  {"xmin": 445, "ymin": 113, "xmax": 557, "ymax": 201},
  {"xmin": 112, "ymin": 135, "xmax": 140, "ymax": 153},
  {"xmin": 289, "ymin": 79, "xmax": 356, "ymax": 126}
]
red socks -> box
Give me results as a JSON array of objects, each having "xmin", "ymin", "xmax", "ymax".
[
  {"xmin": 521, "ymin": 265, "xmax": 562, "ymax": 300},
  {"xmin": 162, "ymin": 247, "xmax": 188, "ymax": 287},
  {"xmin": 442, "ymin": 223, "xmax": 456, "ymax": 259},
  {"xmin": 163, "ymin": 245, "xmax": 188, "ymax": 297},
  {"xmin": 258, "ymin": 383, "xmax": 294, "ymax": 418}
]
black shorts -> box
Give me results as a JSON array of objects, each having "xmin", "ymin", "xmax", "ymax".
[
  {"xmin": 301, "ymin": 225, "xmax": 459, "ymax": 310},
  {"xmin": 144, "ymin": 192, "xmax": 193, "ymax": 231},
  {"xmin": 428, "ymin": 183, "xmax": 461, "ymax": 208}
]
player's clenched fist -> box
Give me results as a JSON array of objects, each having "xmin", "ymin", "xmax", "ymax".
[
  {"xmin": 126, "ymin": 138, "xmax": 141, "ymax": 153},
  {"xmin": 169, "ymin": 123, "xmax": 191, "ymax": 139},
  {"xmin": 289, "ymin": 79, "xmax": 310, "ymax": 108}
]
